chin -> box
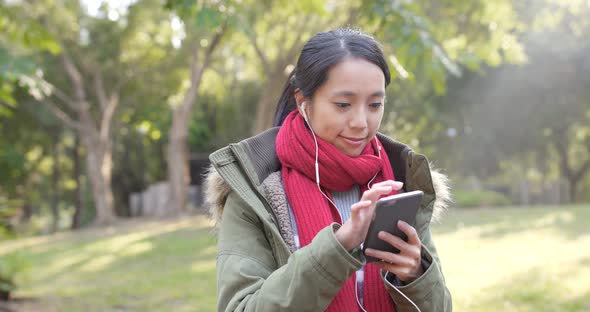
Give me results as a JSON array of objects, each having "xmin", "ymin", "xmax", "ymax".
[
  {"xmin": 334, "ymin": 139, "xmax": 367, "ymax": 157},
  {"xmin": 342, "ymin": 147, "xmax": 365, "ymax": 157}
]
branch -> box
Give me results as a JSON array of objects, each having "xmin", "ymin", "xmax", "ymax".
[
  {"xmin": 284, "ymin": 14, "xmax": 321, "ymax": 65},
  {"xmin": 280, "ymin": 15, "xmax": 312, "ymax": 64},
  {"xmin": 181, "ymin": 24, "xmax": 227, "ymax": 112},
  {"xmin": 44, "ymin": 100, "xmax": 82, "ymax": 131},
  {"xmin": 552, "ymin": 127, "xmax": 572, "ymax": 177},
  {"xmin": 343, "ymin": 5, "xmax": 360, "ymax": 26},
  {"xmin": 248, "ymin": 34, "xmax": 272, "ymax": 76},
  {"xmin": 93, "ymin": 68, "xmax": 108, "ymax": 111},
  {"xmin": 110, "ymin": 43, "xmax": 161, "ymax": 95},
  {"xmin": 99, "ymin": 94, "xmax": 119, "ymax": 142},
  {"xmin": 59, "ymin": 51, "xmax": 88, "ymax": 106},
  {"xmin": 573, "ymin": 138, "xmax": 590, "ymax": 181},
  {"xmin": 47, "ymin": 83, "xmax": 79, "ymax": 111},
  {"xmin": 201, "ymin": 24, "xmax": 226, "ymax": 74},
  {"xmin": 0, "ymin": 100, "xmax": 17, "ymax": 112},
  {"xmin": 31, "ymin": 10, "xmax": 89, "ymax": 113},
  {"xmin": 573, "ymin": 158, "xmax": 590, "ymax": 182}
]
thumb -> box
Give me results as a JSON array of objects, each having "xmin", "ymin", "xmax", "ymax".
[{"xmin": 350, "ymin": 200, "xmax": 372, "ymax": 220}]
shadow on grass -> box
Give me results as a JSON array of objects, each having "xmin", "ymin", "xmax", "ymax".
[
  {"xmin": 7, "ymin": 216, "xmax": 219, "ymax": 311},
  {"xmin": 467, "ymin": 264, "xmax": 590, "ymax": 312},
  {"xmin": 433, "ymin": 205, "xmax": 590, "ymax": 241},
  {"xmin": 28, "ymin": 224, "xmax": 216, "ymax": 287},
  {"xmin": 579, "ymin": 256, "xmax": 590, "ymax": 267}
]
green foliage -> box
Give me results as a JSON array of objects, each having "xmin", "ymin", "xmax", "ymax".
[
  {"xmin": 0, "ymin": 0, "xmax": 587, "ymax": 229},
  {"xmin": 0, "ymin": 5, "xmax": 60, "ymax": 53},
  {"xmin": 0, "ymin": 251, "xmax": 30, "ymax": 296},
  {"xmin": 165, "ymin": 0, "xmax": 236, "ymax": 33},
  {"xmin": 454, "ymin": 189, "xmax": 512, "ymax": 208},
  {"xmin": 0, "ymin": 195, "xmax": 21, "ymax": 240},
  {"xmin": 0, "ymin": 3, "xmax": 60, "ymax": 106},
  {"xmin": 364, "ymin": 0, "xmax": 525, "ymax": 95}
]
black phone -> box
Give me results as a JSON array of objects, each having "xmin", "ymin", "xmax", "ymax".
[{"xmin": 362, "ymin": 190, "xmax": 423, "ymax": 263}]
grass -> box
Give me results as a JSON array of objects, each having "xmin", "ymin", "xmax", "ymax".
[
  {"xmin": 1, "ymin": 205, "xmax": 589, "ymax": 311},
  {"xmin": 0, "ymin": 216, "xmax": 217, "ymax": 311},
  {"xmin": 433, "ymin": 205, "xmax": 590, "ymax": 312}
]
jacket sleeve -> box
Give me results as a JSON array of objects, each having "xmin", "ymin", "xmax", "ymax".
[
  {"xmin": 382, "ymin": 228, "xmax": 453, "ymax": 311},
  {"xmin": 216, "ymin": 191, "xmax": 363, "ymax": 312}
]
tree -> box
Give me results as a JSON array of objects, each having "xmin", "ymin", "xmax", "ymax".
[
  {"xmin": 236, "ymin": 1, "xmax": 360, "ymax": 134},
  {"xmin": 10, "ymin": 0, "xmax": 181, "ymax": 224},
  {"xmin": 164, "ymin": 0, "xmax": 230, "ymax": 216},
  {"xmin": 437, "ymin": 0, "xmax": 590, "ymax": 203}
]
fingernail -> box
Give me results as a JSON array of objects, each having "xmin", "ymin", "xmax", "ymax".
[{"xmin": 392, "ymin": 181, "xmax": 404, "ymax": 187}]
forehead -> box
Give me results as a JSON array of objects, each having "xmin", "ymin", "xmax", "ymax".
[{"xmin": 320, "ymin": 57, "xmax": 385, "ymax": 96}]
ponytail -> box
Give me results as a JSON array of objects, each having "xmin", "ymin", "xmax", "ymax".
[{"xmin": 273, "ymin": 70, "xmax": 298, "ymax": 127}]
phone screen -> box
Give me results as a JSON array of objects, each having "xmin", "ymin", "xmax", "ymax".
[{"xmin": 362, "ymin": 190, "xmax": 423, "ymax": 263}]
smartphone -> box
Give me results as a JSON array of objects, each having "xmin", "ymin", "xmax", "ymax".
[{"xmin": 362, "ymin": 190, "xmax": 423, "ymax": 263}]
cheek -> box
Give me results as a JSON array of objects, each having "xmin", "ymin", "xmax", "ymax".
[
  {"xmin": 367, "ymin": 111, "xmax": 383, "ymax": 133},
  {"xmin": 315, "ymin": 117, "xmax": 344, "ymax": 140}
]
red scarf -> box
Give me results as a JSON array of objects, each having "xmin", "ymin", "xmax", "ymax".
[{"xmin": 276, "ymin": 111, "xmax": 397, "ymax": 312}]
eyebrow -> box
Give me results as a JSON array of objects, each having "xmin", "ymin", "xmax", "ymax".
[{"xmin": 332, "ymin": 90, "xmax": 385, "ymax": 97}]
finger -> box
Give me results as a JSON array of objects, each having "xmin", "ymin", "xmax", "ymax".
[
  {"xmin": 373, "ymin": 261, "xmax": 414, "ymax": 277},
  {"xmin": 351, "ymin": 200, "xmax": 372, "ymax": 210},
  {"xmin": 378, "ymin": 231, "xmax": 421, "ymax": 259},
  {"xmin": 350, "ymin": 200, "xmax": 372, "ymax": 217},
  {"xmin": 371, "ymin": 180, "xmax": 404, "ymax": 191},
  {"xmin": 364, "ymin": 248, "xmax": 414, "ymax": 267},
  {"xmin": 398, "ymin": 221, "xmax": 421, "ymax": 246},
  {"xmin": 361, "ymin": 185, "xmax": 394, "ymax": 202}
]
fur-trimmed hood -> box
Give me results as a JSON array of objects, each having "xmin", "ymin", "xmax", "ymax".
[{"xmin": 204, "ymin": 162, "xmax": 452, "ymax": 227}]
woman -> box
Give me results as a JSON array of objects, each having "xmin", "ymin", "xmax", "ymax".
[{"xmin": 205, "ymin": 28, "xmax": 452, "ymax": 312}]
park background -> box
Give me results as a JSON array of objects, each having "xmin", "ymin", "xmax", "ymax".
[{"xmin": 0, "ymin": 0, "xmax": 589, "ymax": 311}]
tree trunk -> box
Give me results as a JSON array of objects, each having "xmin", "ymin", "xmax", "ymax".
[
  {"xmin": 253, "ymin": 68, "xmax": 289, "ymax": 134},
  {"xmin": 71, "ymin": 133, "xmax": 83, "ymax": 229},
  {"xmin": 552, "ymin": 127, "xmax": 590, "ymax": 204},
  {"xmin": 50, "ymin": 135, "xmax": 60, "ymax": 233},
  {"xmin": 85, "ymin": 136, "xmax": 115, "ymax": 225},
  {"xmin": 568, "ymin": 177, "xmax": 578, "ymax": 203},
  {"xmin": 166, "ymin": 108, "xmax": 190, "ymax": 217},
  {"xmin": 553, "ymin": 128, "xmax": 573, "ymax": 204},
  {"xmin": 20, "ymin": 202, "xmax": 32, "ymax": 223},
  {"xmin": 166, "ymin": 29, "xmax": 225, "ymax": 217}
]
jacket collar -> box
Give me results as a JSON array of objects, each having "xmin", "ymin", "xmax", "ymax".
[{"xmin": 205, "ymin": 127, "xmax": 451, "ymax": 228}]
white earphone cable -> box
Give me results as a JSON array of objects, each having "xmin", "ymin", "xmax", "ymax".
[
  {"xmin": 384, "ymin": 272, "xmax": 422, "ymax": 312},
  {"xmin": 306, "ymin": 115, "xmax": 341, "ymax": 217},
  {"xmin": 300, "ymin": 104, "xmax": 420, "ymax": 312}
]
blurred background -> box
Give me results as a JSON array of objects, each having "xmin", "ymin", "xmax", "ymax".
[{"xmin": 0, "ymin": 0, "xmax": 589, "ymax": 311}]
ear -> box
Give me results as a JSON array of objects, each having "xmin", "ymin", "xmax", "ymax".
[{"xmin": 294, "ymin": 88, "xmax": 306, "ymax": 111}]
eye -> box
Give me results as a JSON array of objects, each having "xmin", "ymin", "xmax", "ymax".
[
  {"xmin": 370, "ymin": 102, "xmax": 383, "ymax": 108},
  {"xmin": 334, "ymin": 102, "xmax": 350, "ymax": 108}
]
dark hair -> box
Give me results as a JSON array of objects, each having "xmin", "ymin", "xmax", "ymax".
[{"xmin": 273, "ymin": 28, "xmax": 391, "ymax": 127}]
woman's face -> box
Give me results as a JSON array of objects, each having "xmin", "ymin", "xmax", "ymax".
[{"xmin": 300, "ymin": 57, "xmax": 386, "ymax": 157}]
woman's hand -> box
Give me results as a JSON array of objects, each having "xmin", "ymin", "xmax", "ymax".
[
  {"xmin": 334, "ymin": 180, "xmax": 403, "ymax": 251},
  {"xmin": 364, "ymin": 220, "xmax": 424, "ymax": 283}
]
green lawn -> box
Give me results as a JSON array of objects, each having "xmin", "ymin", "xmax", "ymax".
[{"xmin": 1, "ymin": 205, "xmax": 589, "ymax": 311}]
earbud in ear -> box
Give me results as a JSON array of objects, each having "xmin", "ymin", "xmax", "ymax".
[{"xmin": 300, "ymin": 101, "xmax": 309, "ymax": 121}]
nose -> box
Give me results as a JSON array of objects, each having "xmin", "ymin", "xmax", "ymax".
[{"xmin": 349, "ymin": 106, "xmax": 368, "ymax": 130}]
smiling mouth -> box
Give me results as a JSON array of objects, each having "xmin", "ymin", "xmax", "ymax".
[{"xmin": 340, "ymin": 136, "xmax": 366, "ymax": 146}]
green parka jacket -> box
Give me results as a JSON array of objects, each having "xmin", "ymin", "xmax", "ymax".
[{"xmin": 204, "ymin": 128, "xmax": 453, "ymax": 312}]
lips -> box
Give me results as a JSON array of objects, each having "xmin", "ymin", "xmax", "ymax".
[{"xmin": 340, "ymin": 135, "xmax": 366, "ymax": 147}]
